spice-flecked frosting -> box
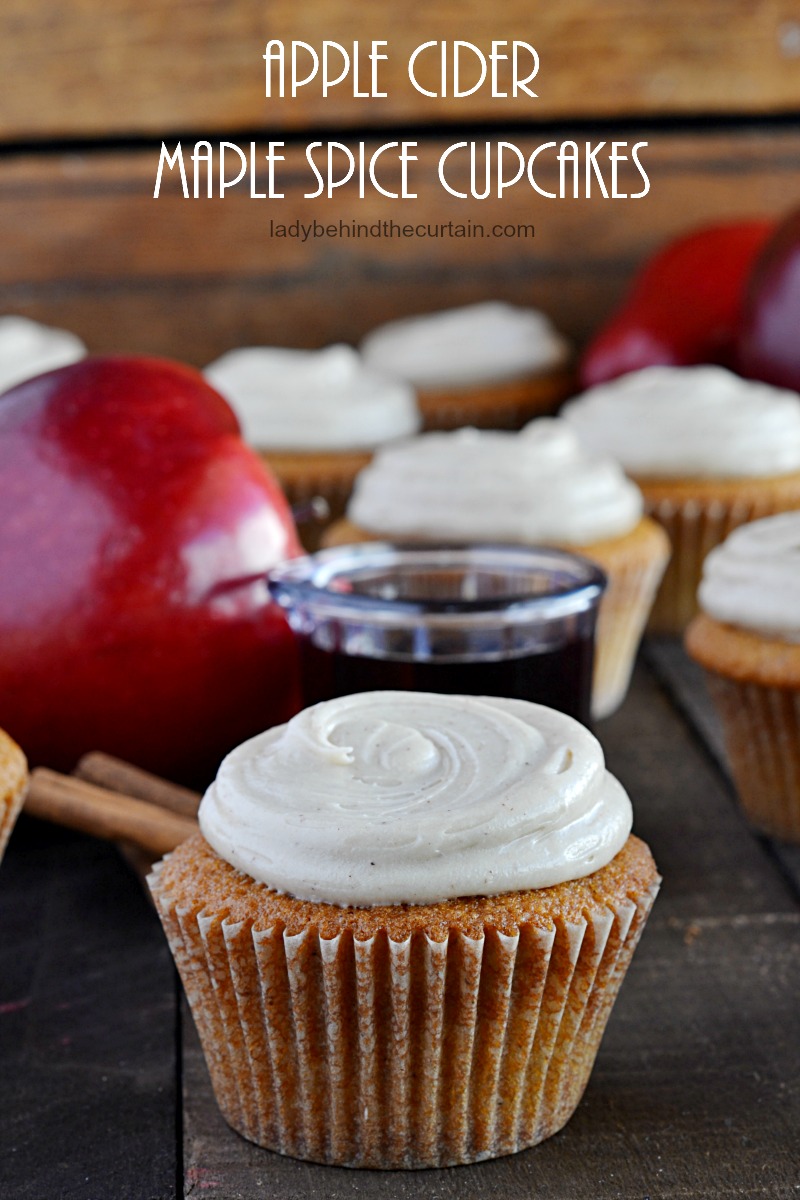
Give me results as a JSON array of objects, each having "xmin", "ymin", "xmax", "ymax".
[
  {"xmin": 360, "ymin": 301, "xmax": 569, "ymax": 390},
  {"xmin": 698, "ymin": 512, "xmax": 800, "ymax": 641},
  {"xmin": 346, "ymin": 418, "xmax": 643, "ymax": 545},
  {"xmin": 563, "ymin": 365, "xmax": 800, "ymax": 479},
  {"xmin": 0, "ymin": 315, "xmax": 86, "ymax": 395},
  {"xmin": 198, "ymin": 691, "xmax": 633, "ymax": 907},
  {"xmin": 203, "ymin": 344, "xmax": 420, "ymax": 451}
]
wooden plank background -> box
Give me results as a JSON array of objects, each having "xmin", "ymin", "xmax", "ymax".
[
  {"xmin": 2, "ymin": 1, "xmax": 800, "ymax": 138},
  {"xmin": 0, "ymin": 128, "xmax": 797, "ymax": 365},
  {"xmin": 3, "ymin": 659, "xmax": 799, "ymax": 1198},
  {"xmin": 0, "ymin": 5, "xmax": 798, "ymax": 373}
]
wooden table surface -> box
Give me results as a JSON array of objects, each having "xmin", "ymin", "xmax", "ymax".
[{"xmin": 2, "ymin": 640, "xmax": 799, "ymax": 1199}]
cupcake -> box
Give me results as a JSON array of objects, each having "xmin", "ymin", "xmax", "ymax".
[
  {"xmin": 0, "ymin": 728, "xmax": 28, "ymax": 861},
  {"xmin": 0, "ymin": 315, "xmax": 85, "ymax": 394},
  {"xmin": 563, "ymin": 365, "xmax": 800, "ymax": 632},
  {"xmin": 204, "ymin": 345, "xmax": 420, "ymax": 545},
  {"xmin": 360, "ymin": 301, "xmax": 573, "ymax": 431},
  {"xmin": 323, "ymin": 420, "xmax": 670, "ymax": 719},
  {"xmin": 686, "ymin": 513, "xmax": 800, "ymax": 841},
  {"xmin": 148, "ymin": 691, "xmax": 660, "ymax": 1168}
]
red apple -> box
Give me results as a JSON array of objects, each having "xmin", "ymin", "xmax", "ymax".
[
  {"xmin": 0, "ymin": 356, "xmax": 303, "ymax": 786},
  {"xmin": 736, "ymin": 208, "xmax": 800, "ymax": 391},
  {"xmin": 580, "ymin": 220, "xmax": 774, "ymax": 388}
]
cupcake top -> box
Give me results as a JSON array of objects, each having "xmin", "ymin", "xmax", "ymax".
[
  {"xmin": 698, "ymin": 512, "xmax": 800, "ymax": 641},
  {"xmin": 0, "ymin": 315, "xmax": 86, "ymax": 395},
  {"xmin": 346, "ymin": 418, "xmax": 643, "ymax": 545},
  {"xmin": 562, "ymin": 365, "xmax": 800, "ymax": 479},
  {"xmin": 203, "ymin": 344, "xmax": 420, "ymax": 452},
  {"xmin": 199, "ymin": 691, "xmax": 632, "ymax": 907},
  {"xmin": 360, "ymin": 301, "xmax": 570, "ymax": 390}
]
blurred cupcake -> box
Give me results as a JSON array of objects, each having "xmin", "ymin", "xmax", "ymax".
[
  {"xmin": 204, "ymin": 345, "xmax": 420, "ymax": 544},
  {"xmin": 0, "ymin": 728, "xmax": 28, "ymax": 861},
  {"xmin": 324, "ymin": 420, "xmax": 670, "ymax": 719},
  {"xmin": 563, "ymin": 365, "xmax": 800, "ymax": 632},
  {"xmin": 360, "ymin": 301, "xmax": 572, "ymax": 431},
  {"xmin": 686, "ymin": 513, "xmax": 800, "ymax": 841},
  {"xmin": 0, "ymin": 315, "xmax": 85, "ymax": 394},
  {"xmin": 149, "ymin": 690, "xmax": 660, "ymax": 1168}
]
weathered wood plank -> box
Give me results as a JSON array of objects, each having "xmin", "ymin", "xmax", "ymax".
[
  {"xmin": 0, "ymin": 816, "xmax": 178, "ymax": 1200},
  {"xmin": 1, "ymin": 1, "xmax": 799, "ymax": 140},
  {"xmin": 644, "ymin": 635, "xmax": 800, "ymax": 899},
  {"xmin": 0, "ymin": 128, "xmax": 798, "ymax": 365}
]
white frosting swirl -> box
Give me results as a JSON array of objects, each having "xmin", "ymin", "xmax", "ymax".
[
  {"xmin": 347, "ymin": 419, "xmax": 643, "ymax": 545},
  {"xmin": 199, "ymin": 691, "xmax": 632, "ymax": 906},
  {"xmin": 698, "ymin": 513, "xmax": 800, "ymax": 640},
  {"xmin": 204, "ymin": 344, "xmax": 420, "ymax": 451},
  {"xmin": 0, "ymin": 315, "xmax": 86, "ymax": 394},
  {"xmin": 360, "ymin": 301, "xmax": 569, "ymax": 390},
  {"xmin": 563, "ymin": 365, "xmax": 800, "ymax": 479}
]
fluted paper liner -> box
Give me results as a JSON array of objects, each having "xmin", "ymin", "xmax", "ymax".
[
  {"xmin": 700, "ymin": 671, "xmax": 800, "ymax": 842},
  {"xmin": 150, "ymin": 856, "xmax": 659, "ymax": 1168},
  {"xmin": 580, "ymin": 518, "xmax": 670, "ymax": 720},
  {"xmin": 417, "ymin": 367, "xmax": 574, "ymax": 432},
  {"xmin": 641, "ymin": 473, "xmax": 800, "ymax": 634},
  {"xmin": 260, "ymin": 449, "xmax": 373, "ymax": 550},
  {"xmin": 0, "ymin": 729, "xmax": 28, "ymax": 862}
]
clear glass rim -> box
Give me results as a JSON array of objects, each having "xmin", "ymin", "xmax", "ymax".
[{"xmin": 267, "ymin": 542, "xmax": 607, "ymax": 625}]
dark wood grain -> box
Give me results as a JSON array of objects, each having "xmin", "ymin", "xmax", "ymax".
[
  {"xmin": 601, "ymin": 659, "xmax": 799, "ymax": 919},
  {"xmin": 0, "ymin": 815, "xmax": 178, "ymax": 1200},
  {"xmin": 1, "ymin": 1, "xmax": 798, "ymax": 139},
  {"xmin": 0, "ymin": 128, "xmax": 797, "ymax": 368},
  {"xmin": 644, "ymin": 635, "xmax": 800, "ymax": 902},
  {"xmin": 3, "ymin": 660, "xmax": 799, "ymax": 1197}
]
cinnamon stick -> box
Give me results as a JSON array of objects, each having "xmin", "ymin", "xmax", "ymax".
[
  {"xmin": 25, "ymin": 768, "xmax": 197, "ymax": 857},
  {"xmin": 74, "ymin": 751, "xmax": 201, "ymax": 818}
]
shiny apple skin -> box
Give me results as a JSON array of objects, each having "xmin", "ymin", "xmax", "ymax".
[
  {"xmin": 580, "ymin": 220, "xmax": 775, "ymax": 388},
  {"xmin": 0, "ymin": 356, "xmax": 303, "ymax": 787},
  {"xmin": 737, "ymin": 210, "xmax": 800, "ymax": 391}
]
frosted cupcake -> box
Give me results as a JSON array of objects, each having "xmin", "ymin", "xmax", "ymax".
[
  {"xmin": 686, "ymin": 513, "xmax": 800, "ymax": 841},
  {"xmin": 204, "ymin": 345, "xmax": 420, "ymax": 541},
  {"xmin": 360, "ymin": 301, "xmax": 572, "ymax": 431},
  {"xmin": 563, "ymin": 365, "xmax": 800, "ymax": 632},
  {"xmin": 0, "ymin": 315, "xmax": 85, "ymax": 394},
  {"xmin": 149, "ymin": 691, "xmax": 660, "ymax": 1168},
  {"xmin": 324, "ymin": 420, "xmax": 670, "ymax": 719},
  {"xmin": 0, "ymin": 728, "xmax": 28, "ymax": 862}
]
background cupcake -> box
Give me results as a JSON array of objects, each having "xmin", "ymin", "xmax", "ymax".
[
  {"xmin": 360, "ymin": 301, "xmax": 573, "ymax": 431},
  {"xmin": 563, "ymin": 365, "xmax": 800, "ymax": 632},
  {"xmin": 205, "ymin": 344, "xmax": 420, "ymax": 546},
  {"xmin": 0, "ymin": 315, "xmax": 86, "ymax": 394},
  {"xmin": 324, "ymin": 419, "xmax": 670, "ymax": 719},
  {"xmin": 686, "ymin": 512, "xmax": 800, "ymax": 841},
  {"xmin": 149, "ymin": 690, "xmax": 660, "ymax": 1169},
  {"xmin": 0, "ymin": 728, "xmax": 28, "ymax": 862}
]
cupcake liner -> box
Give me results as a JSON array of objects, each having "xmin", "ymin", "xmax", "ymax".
[
  {"xmin": 262, "ymin": 451, "xmax": 373, "ymax": 551},
  {"xmin": 700, "ymin": 669, "xmax": 800, "ymax": 842},
  {"xmin": 582, "ymin": 519, "xmax": 671, "ymax": 720},
  {"xmin": 263, "ymin": 451, "xmax": 372, "ymax": 509},
  {"xmin": 150, "ymin": 863, "xmax": 659, "ymax": 1169},
  {"xmin": 417, "ymin": 367, "xmax": 574, "ymax": 433},
  {"xmin": 0, "ymin": 729, "xmax": 28, "ymax": 862},
  {"xmin": 641, "ymin": 477, "xmax": 800, "ymax": 634}
]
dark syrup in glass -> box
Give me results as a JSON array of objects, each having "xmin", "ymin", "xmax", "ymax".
[{"xmin": 300, "ymin": 633, "xmax": 595, "ymax": 725}]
